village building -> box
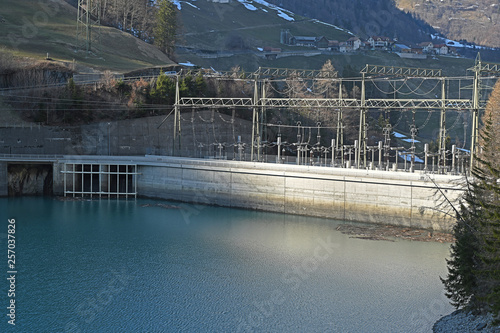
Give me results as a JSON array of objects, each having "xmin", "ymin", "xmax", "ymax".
[
  {"xmin": 346, "ymin": 37, "xmax": 363, "ymax": 51},
  {"xmin": 393, "ymin": 43, "xmax": 411, "ymax": 53},
  {"xmin": 328, "ymin": 40, "xmax": 340, "ymax": 52},
  {"xmin": 280, "ymin": 29, "xmax": 292, "ymax": 45},
  {"xmin": 367, "ymin": 36, "xmax": 394, "ymax": 50},
  {"xmin": 417, "ymin": 42, "xmax": 452, "ymax": 55},
  {"xmin": 419, "ymin": 42, "xmax": 434, "ymax": 53},
  {"xmin": 281, "ymin": 30, "xmax": 334, "ymax": 49},
  {"xmin": 316, "ymin": 36, "xmax": 330, "ymax": 49},
  {"xmin": 410, "ymin": 46, "xmax": 424, "ymax": 54},
  {"xmin": 289, "ymin": 36, "xmax": 316, "ymax": 47},
  {"xmin": 433, "ymin": 44, "xmax": 450, "ymax": 55},
  {"xmin": 339, "ymin": 42, "xmax": 353, "ymax": 53}
]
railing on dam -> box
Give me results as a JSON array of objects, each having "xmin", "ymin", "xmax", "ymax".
[
  {"xmin": 0, "ymin": 154, "xmax": 65, "ymax": 160},
  {"xmin": 0, "ymin": 152, "xmax": 470, "ymax": 176}
]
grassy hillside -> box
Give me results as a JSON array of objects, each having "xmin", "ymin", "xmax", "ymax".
[
  {"xmin": 262, "ymin": 0, "xmax": 436, "ymax": 43},
  {"xmin": 174, "ymin": 0, "xmax": 478, "ymax": 78},
  {"xmin": 177, "ymin": 0, "xmax": 352, "ymax": 51},
  {"xmin": 177, "ymin": 48, "xmax": 474, "ymax": 77},
  {"xmin": 0, "ymin": 0, "xmax": 175, "ymax": 72}
]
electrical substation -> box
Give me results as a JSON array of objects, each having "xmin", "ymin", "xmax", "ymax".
[{"xmin": 169, "ymin": 56, "xmax": 499, "ymax": 175}]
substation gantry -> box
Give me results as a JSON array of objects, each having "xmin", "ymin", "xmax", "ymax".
[{"xmin": 170, "ymin": 60, "xmax": 498, "ymax": 174}]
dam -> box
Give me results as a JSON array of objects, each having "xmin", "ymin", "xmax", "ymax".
[{"xmin": 0, "ymin": 154, "xmax": 463, "ymax": 231}]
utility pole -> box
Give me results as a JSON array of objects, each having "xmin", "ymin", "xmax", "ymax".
[
  {"xmin": 251, "ymin": 77, "xmax": 259, "ymax": 161},
  {"xmin": 438, "ymin": 78, "xmax": 447, "ymax": 173},
  {"xmin": 357, "ymin": 72, "xmax": 367, "ymax": 168},
  {"xmin": 336, "ymin": 79, "xmax": 344, "ymax": 166},
  {"xmin": 260, "ymin": 79, "xmax": 267, "ymax": 161},
  {"xmin": 173, "ymin": 76, "xmax": 181, "ymax": 155}
]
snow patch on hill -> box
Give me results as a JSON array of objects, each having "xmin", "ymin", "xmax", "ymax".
[
  {"xmin": 238, "ymin": 0, "xmax": 258, "ymax": 11},
  {"xmin": 238, "ymin": 0, "xmax": 296, "ymax": 21},
  {"xmin": 184, "ymin": 1, "xmax": 200, "ymax": 9},
  {"xmin": 277, "ymin": 10, "xmax": 294, "ymax": 21},
  {"xmin": 431, "ymin": 34, "xmax": 489, "ymax": 49},
  {"xmin": 312, "ymin": 19, "xmax": 354, "ymax": 35},
  {"xmin": 172, "ymin": 0, "xmax": 182, "ymax": 10}
]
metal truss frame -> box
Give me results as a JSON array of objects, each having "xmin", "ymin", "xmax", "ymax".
[
  {"xmin": 364, "ymin": 99, "xmax": 486, "ymax": 110},
  {"xmin": 256, "ymin": 67, "xmax": 338, "ymax": 78},
  {"xmin": 469, "ymin": 62, "xmax": 500, "ymax": 74},
  {"xmin": 177, "ymin": 98, "xmax": 253, "ymax": 107},
  {"xmin": 259, "ymin": 98, "xmax": 358, "ymax": 108},
  {"xmin": 178, "ymin": 67, "xmax": 338, "ymax": 80},
  {"xmin": 361, "ymin": 64, "xmax": 442, "ymax": 78},
  {"xmin": 178, "ymin": 69, "xmax": 256, "ymax": 80},
  {"xmin": 178, "ymin": 97, "xmax": 486, "ymax": 111}
]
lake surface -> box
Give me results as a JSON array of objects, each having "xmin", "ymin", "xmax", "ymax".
[{"xmin": 1, "ymin": 197, "xmax": 453, "ymax": 332}]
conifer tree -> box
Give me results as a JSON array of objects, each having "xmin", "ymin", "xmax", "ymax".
[
  {"xmin": 151, "ymin": 72, "xmax": 175, "ymax": 105},
  {"xmin": 194, "ymin": 72, "xmax": 207, "ymax": 97},
  {"xmin": 441, "ymin": 80, "xmax": 500, "ymax": 323},
  {"xmin": 441, "ymin": 193, "xmax": 481, "ymax": 309},
  {"xmin": 154, "ymin": 0, "xmax": 177, "ymax": 58},
  {"xmin": 474, "ymin": 80, "xmax": 500, "ymax": 323}
]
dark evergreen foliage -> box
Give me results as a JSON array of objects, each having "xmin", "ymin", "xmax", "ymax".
[
  {"xmin": 441, "ymin": 182, "xmax": 480, "ymax": 309},
  {"xmin": 441, "ymin": 82, "xmax": 500, "ymax": 324},
  {"xmin": 154, "ymin": 0, "xmax": 178, "ymax": 58}
]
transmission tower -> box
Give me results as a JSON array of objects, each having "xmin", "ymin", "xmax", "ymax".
[{"xmin": 76, "ymin": 0, "xmax": 101, "ymax": 54}]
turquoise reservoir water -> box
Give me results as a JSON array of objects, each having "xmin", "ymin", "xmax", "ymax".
[{"xmin": 1, "ymin": 197, "xmax": 453, "ymax": 332}]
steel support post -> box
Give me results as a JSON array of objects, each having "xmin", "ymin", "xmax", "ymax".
[
  {"xmin": 438, "ymin": 78, "xmax": 447, "ymax": 173},
  {"xmin": 173, "ymin": 77, "xmax": 181, "ymax": 155},
  {"xmin": 357, "ymin": 73, "xmax": 367, "ymax": 168},
  {"xmin": 251, "ymin": 78, "xmax": 259, "ymax": 161},
  {"xmin": 259, "ymin": 79, "xmax": 267, "ymax": 161},
  {"xmin": 470, "ymin": 55, "xmax": 481, "ymax": 172}
]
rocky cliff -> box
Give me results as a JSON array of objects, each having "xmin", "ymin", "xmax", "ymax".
[{"xmin": 8, "ymin": 164, "xmax": 53, "ymax": 196}]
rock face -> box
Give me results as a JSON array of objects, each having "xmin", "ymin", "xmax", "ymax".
[
  {"xmin": 0, "ymin": 64, "xmax": 73, "ymax": 89},
  {"xmin": 8, "ymin": 164, "xmax": 53, "ymax": 196},
  {"xmin": 433, "ymin": 309, "xmax": 500, "ymax": 332}
]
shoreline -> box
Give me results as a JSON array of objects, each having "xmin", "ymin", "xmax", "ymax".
[
  {"xmin": 53, "ymin": 195, "xmax": 455, "ymax": 243},
  {"xmin": 336, "ymin": 223, "xmax": 454, "ymax": 243},
  {"xmin": 433, "ymin": 309, "xmax": 500, "ymax": 332}
]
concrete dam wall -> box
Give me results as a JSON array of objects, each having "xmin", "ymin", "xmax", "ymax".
[
  {"xmin": 136, "ymin": 157, "xmax": 464, "ymax": 231},
  {"xmin": 1, "ymin": 155, "xmax": 463, "ymax": 231}
]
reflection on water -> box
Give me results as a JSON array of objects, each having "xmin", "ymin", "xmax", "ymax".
[{"xmin": 1, "ymin": 197, "xmax": 453, "ymax": 332}]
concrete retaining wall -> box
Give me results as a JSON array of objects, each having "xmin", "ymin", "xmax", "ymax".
[
  {"xmin": 53, "ymin": 161, "xmax": 65, "ymax": 195},
  {"xmin": 0, "ymin": 162, "xmax": 7, "ymax": 196},
  {"xmin": 137, "ymin": 157, "xmax": 464, "ymax": 231},
  {"xmin": 0, "ymin": 112, "xmax": 253, "ymax": 157}
]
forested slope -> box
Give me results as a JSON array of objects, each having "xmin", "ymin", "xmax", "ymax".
[{"xmin": 397, "ymin": 0, "xmax": 500, "ymax": 48}]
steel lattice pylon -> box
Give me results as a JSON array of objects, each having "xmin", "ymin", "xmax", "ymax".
[{"xmin": 76, "ymin": 0, "xmax": 101, "ymax": 54}]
